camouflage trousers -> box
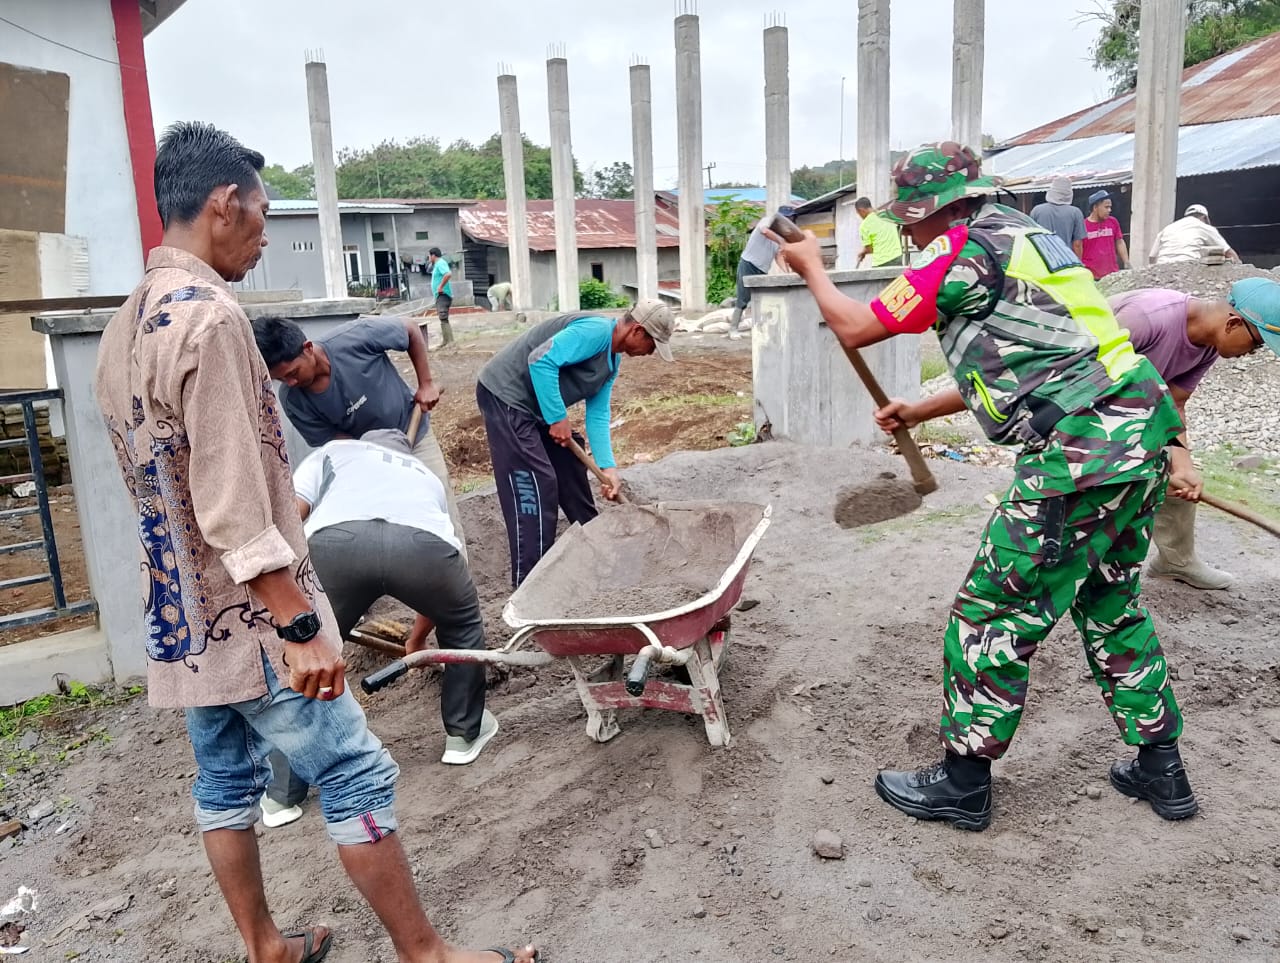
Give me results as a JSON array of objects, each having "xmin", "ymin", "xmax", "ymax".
[{"xmin": 941, "ymin": 473, "xmax": 1184, "ymax": 759}]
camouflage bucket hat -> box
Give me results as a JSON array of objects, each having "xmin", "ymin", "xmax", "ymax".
[{"xmin": 878, "ymin": 141, "xmax": 996, "ymax": 225}]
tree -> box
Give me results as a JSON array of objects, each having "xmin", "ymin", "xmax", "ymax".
[
  {"xmin": 334, "ymin": 134, "xmax": 576, "ymax": 200},
  {"xmin": 1086, "ymin": 0, "xmax": 1280, "ymax": 96},
  {"xmin": 705, "ymin": 198, "xmax": 765, "ymax": 304},
  {"xmin": 581, "ymin": 161, "xmax": 634, "ymax": 199},
  {"xmin": 261, "ymin": 163, "xmax": 315, "ymax": 199}
]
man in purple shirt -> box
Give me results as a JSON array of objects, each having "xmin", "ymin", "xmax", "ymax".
[{"xmin": 1110, "ymin": 279, "xmax": 1280, "ymax": 589}]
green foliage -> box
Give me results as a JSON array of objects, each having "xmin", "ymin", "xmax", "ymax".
[
  {"xmin": 1087, "ymin": 0, "xmax": 1280, "ymax": 96},
  {"xmin": 920, "ymin": 356, "xmax": 949, "ymax": 383},
  {"xmin": 335, "ymin": 134, "xmax": 579, "ymax": 200},
  {"xmin": 727, "ymin": 421, "xmax": 757, "ymax": 446},
  {"xmin": 578, "ymin": 278, "xmax": 630, "ymax": 309},
  {"xmin": 706, "ymin": 198, "xmax": 764, "ymax": 305},
  {"xmin": 582, "ymin": 161, "xmax": 634, "ymax": 199},
  {"xmin": 791, "ymin": 161, "xmax": 854, "ymax": 200},
  {"xmin": 261, "ymin": 163, "xmax": 314, "ymax": 199}
]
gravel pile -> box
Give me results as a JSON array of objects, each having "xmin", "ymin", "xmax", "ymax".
[{"xmin": 1096, "ymin": 261, "xmax": 1279, "ymax": 298}]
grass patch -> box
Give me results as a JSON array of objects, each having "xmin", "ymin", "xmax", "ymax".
[
  {"xmin": 1, "ymin": 682, "xmax": 142, "ymax": 773},
  {"xmin": 457, "ymin": 475, "xmax": 494, "ymax": 495},
  {"xmin": 619, "ymin": 392, "xmax": 745, "ymax": 415},
  {"xmin": 856, "ymin": 505, "xmax": 988, "ymax": 545},
  {"xmin": 920, "ymin": 356, "xmax": 948, "ymax": 383},
  {"xmin": 1197, "ymin": 448, "xmax": 1280, "ymax": 523},
  {"xmin": 915, "ymin": 421, "xmax": 974, "ymax": 448}
]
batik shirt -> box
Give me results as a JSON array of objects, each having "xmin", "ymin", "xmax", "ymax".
[
  {"xmin": 96, "ymin": 247, "xmax": 336, "ymax": 708},
  {"xmin": 870, "ymin": 203, "xmax": 1181, "ymax": 500}
]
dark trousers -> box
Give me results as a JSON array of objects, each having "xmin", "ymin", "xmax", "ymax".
[
  {"xmin": 476, "ymin": 382, "xmax": 597, "ymax": 587},
  {"xmin": 266, "ymin": 520, "xmax": 487, "ymax": 805},
  {"xmin": 435, "ymin": 292, "xmax": 453, "ymax": 322},
  {"xmin": 732, "ymin": 260, "xmax": 767, "ymax": 327}
]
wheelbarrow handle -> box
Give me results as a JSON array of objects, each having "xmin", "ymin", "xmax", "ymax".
[
  {"xmin": 626, "ymin": 653, "xmax": 654, "ymax": 696},
  {"xmin": 362, "ymin": 659, "xmax": 409, "ymax": 694}
]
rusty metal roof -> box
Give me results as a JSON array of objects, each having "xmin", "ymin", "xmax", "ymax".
[
  {"xmin": 1004, "ymin": 32, "xmax": 1280, "ymax": 147},
  {"xmin": 460, "ymin": 199, "xmax": 682, "ymax": 251}
]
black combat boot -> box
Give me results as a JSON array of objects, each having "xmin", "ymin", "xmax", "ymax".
[
  {"xmin": 874, "ymin": 752, "xmax": 993, "ymax": 831},
  {"xmin": 1109, "ymin": 740, "xmax": 1199, "ymax": 820}
]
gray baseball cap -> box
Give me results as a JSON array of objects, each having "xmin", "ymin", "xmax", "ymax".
[{"xmin": 631, "ymin": 298, "xmax": 675, "ymax": 361}]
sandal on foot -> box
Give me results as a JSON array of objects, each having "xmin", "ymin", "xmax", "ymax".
[
  {"xmin": 282, "ymin": 928, "xmax": 333, "ymax": 963},
  {"xmin": 486, "ymin": 949, "xmax": 540, "ymax": 963}
]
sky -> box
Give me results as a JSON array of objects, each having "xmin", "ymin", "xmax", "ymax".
[{"xmin": 143, "ymin": 0, "xmax": 1117, "ymax": 190}]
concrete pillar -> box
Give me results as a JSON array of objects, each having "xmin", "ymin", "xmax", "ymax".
[
  {"xmin": 630, "ymin": 62, "xmax": 658, "ymax": 302},
  {"xmin": 497, "ymin": 72, "xmax": 533, "ymax": 311},
  {"xmin": 763, "ymin": 21, "xmax": 791, "ymax": 215},
  {"xmin": 856, "ymin": 0, "xmax": 892, "ymax": 208},
  {"xmin": 305, "ymin": 55, "xmax": 347, "ymax": 300},
  {"xmin": 675, "ymin": 12, "xmax": 707, "ymax": 313},
  {"xmin": 950, "ymin": 0, "xmax": 985, "ymax": 152},
  {"xmin": 1130, "ymin": 0, "xmax": 1187, "ymax": 268},
  {"xmin": 547, "ymin": 54, "xmax": 579, "ymax": 311}
]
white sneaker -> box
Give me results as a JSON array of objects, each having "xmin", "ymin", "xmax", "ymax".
[
  {"xmin": 260, "ymin": 797, "xmax": 304, "ymax": 828},
  {"xmin": 441, "ymin": 709, "xmax": 499, "ymax": 765}
]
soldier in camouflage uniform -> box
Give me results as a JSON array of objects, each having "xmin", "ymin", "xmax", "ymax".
[{"xmin": 768, "ymin": 142, "xmax": 1198, "ymax": 831}]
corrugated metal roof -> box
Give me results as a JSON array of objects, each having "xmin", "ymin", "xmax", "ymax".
[
  {"xmin": 1005, "ymin": 32, "xmax": 1280, "ymax": 146},
  {"xmin": 460, "ymin": 199, "xmax": 682, "ymax": 251},
  {"xmin": 989, "ymin": 115, "xmax": 1280, "ymax": 193},
  {"xmin": 341, "ymin": 197, "xmax": 477, "ymax": 208},
  {"xmin": 668, "ymin": 187, "xmax": 805, "ymax": 205},
  {"xmin": 268, "ymin": 199, "xmax": 415, "ymax": 215}
]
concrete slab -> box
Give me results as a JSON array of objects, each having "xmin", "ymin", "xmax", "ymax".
[{"xmin": 0, "ymin": 625, "xmax": 114, "ymax": 706}]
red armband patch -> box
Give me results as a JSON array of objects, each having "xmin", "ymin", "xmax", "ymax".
[{"xmin": 869, "ymin": 225, "xmax": 968, "ymax": 335}]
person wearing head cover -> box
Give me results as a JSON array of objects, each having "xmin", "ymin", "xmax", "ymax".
[
  {"xmin": 1108, "ymin": 278, "xmax": 1280, "ymax": 589},
  {"xmin": 767, "ymin": 141, "xmax": 1196, "ymax": 832},
  {"xmin": 1149, "ymin": 204, "xmax": 1240, "ymax": 265},
  {"xmin": 732, "ymin": 208, "xmax": 795, "ymax": 331},
  {"xmin": 262, "ymin": 427, "xmax": 501, "ymax": 825},
  {"xmin": 1029, "ymin": 177, "xmax": 1087, "ymax": 257},
  {"xmin": 476, "ymin": 298, "xmax": 675, "ymax": 586},
  {"xmin": 1081, "ymin": 189, "xmax": 1130, "ymax": 279}
]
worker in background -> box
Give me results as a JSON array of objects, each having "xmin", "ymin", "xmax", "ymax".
[
  {"xmin": 1109, "ymin": 280, "xmax": 1280, "ymax": 589},
  {"xmin": 855, "ymin": 196, "xmax": 904, "ymax": 268},
  {"xmin": 731, "ymin": 207, "xmax": 795, "ymax": 332},
  {"xmin": 428, "ymin": 246, "xmax": 455, "ymax": 345},
  {"xmin": 769, "ymin": 142, "xmax": 1196, "ymax": 832},
  {"xmin": 1081, "ymin": 189, "xmax": 1131, "ymax": 280},
  {"xmin": 476, "ymin": 299, "xmax": 674, "ymax": 587},
  {"xmin": 1149, "ymin": 204, "xmax": 1240, "ymax": 265},
  {"xmin": 487, "ymin": 280, "xmax": 514, "ymax": 312},
  {"xmin": 1029, "ymin": 176, "xmax": 1087, "ymax": 257}
]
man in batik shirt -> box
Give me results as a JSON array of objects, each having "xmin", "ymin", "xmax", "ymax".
[{"xmin": 768, "ymin": 142, "xmax": 1197, "ymax": 832}]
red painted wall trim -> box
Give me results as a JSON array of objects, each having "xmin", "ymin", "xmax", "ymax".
[{"xmin": 111, "ymin": 0, "xmax": 163, "ymax": 256}]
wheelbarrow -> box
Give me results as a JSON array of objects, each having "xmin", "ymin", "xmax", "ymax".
[{"xmin": 361, "ymin": 500, "xmax": 771, "ymax": 747}]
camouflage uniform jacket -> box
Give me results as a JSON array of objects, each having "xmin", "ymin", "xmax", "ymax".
[{"xmin": 870, "ymin": 203, "xmax": 1182, "ymax": 500}]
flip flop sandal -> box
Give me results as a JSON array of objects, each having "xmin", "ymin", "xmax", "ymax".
[
  {"xmin": 486, "ymin": 949, "xmax": 541, "ymax": 963},
  {"xmin": 282, "ymin": 929, "xmax": 333, "ymax": 963}
]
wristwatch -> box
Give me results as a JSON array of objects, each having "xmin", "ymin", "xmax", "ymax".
[{"xmin": 276, "ymin": 610, "xmax": 321, "ymax": 643}]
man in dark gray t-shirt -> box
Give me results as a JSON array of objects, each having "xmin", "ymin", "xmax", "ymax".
[
  {"xmin": 1029, "ymin": 177, "xmax": 1087, "ymax": 257},
  {"xmin": 252, "ymin": 315, "xmax": 467, "ymax": 561}
]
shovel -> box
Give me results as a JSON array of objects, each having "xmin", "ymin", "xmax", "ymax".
[
  {"xmin": 567, "ymin": 437, "xmax": 632, "ymax": 505},
  {"xmin": 1200, "ymin": 491, "xmax": 1280, "ymax": 539},
  {"xmin": 768, "ymin": 212, "xmax": 938, "ymax": 497}
]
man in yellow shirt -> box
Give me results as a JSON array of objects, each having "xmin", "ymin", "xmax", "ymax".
[{"xmin": 856, "ymin": 196, "xmax": 904, "ymax": 267}]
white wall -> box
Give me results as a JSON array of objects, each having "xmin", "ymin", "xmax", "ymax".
[{"xmin": 1, "ymin": 0, "xmax": 143, "ymax": 294}]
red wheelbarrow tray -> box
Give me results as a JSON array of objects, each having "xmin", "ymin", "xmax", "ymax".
[{"xmin": 501, "ymin": 500, "xmax": 772, "ymax": 658}]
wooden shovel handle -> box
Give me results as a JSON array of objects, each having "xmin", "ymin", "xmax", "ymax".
[
  {"xmin": 407, "ymin": 406, "xmax": 423, "ymax": 441},
  {"xmin": 1200, "ymin": 491, "xmax": 1280, "ymax": 539},
  {"xmin": 769, "ymin": 213, "xmax": 938, "ymax": 496},
  {"xmin": 567, "ymin": 437, "xmax": 630, "ymax": 505}
]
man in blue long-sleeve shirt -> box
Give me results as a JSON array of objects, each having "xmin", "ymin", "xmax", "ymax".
[{"xmin": 476, "ymin": 299, "xmax": 675, "ymax": 586}]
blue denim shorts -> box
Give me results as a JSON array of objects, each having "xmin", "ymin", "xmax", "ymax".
[{"xmin": 184, "ymin": 649, "xmax": 399, "ymax": 845}]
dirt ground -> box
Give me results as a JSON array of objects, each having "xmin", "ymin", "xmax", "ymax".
[
  {"xmin": 2, "ymin": 434, "xmax": 1279, "ymax": 962},
  {"xmin": 0, "ymin": 487, "xmax": 94, "ymax": 645}
]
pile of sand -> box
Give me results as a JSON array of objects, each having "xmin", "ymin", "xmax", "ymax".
[{"xmin": 1097, "ymin": 261, "xmax": 1278, "ymax": 299}]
